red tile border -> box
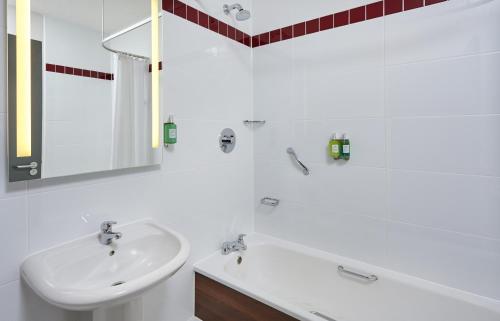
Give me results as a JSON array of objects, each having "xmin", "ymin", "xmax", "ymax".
[
  {"xmin": 281, "ymin": 26, "xmax": 293, "ymax": 41},
  {"xmin": 334, "ymin": 11, "xmax": 349, "ymax": 28},
  {"xmin": 259, "ymin": 32, "xmax": 270, "ymax": 46},
  {"xmin": 186, "ymin": 5, "xmax": 198, "ymax": 23},
  {"xmin": 163, "ymin": 0, "xmax": 174, "ymax": 13},
  {"xmin": 162, "ymin": 0, "xmax": 447, "ymax": 49},
  {"xmin": 385, "ymin": 0, "xmax": 403, "ymax": 15},
  {"xmin": 198, "ymin": 11, "xmax": 209, "ymax": 29},
  {"xmin": 218, "ymin": 21, "xmax": 228, "ymax": 37},
  {"xmin": 350, "ymin": 6, "xmax": 366, "ymax": 24},
  {"xmin": 173, "ymin": 0, "xmax": 187, "ymax": 19},
  {"xmin": 319, "ymin": 15, "xmax": 334, "ymax": 31},
  {"xmin": 46, "ymin": 63, "xmax": 114, "ymax": 80},
  {"xmin": 293, "ymin": 22, "xmax": 306, "ymax": 38},
  {"xmin": 306, "ymin": 18, "xmax": 320, "ymax": 34},
  {"xmin": 367, "ymin": 1, "xmax": 384, "ymax": 19},
  {"xmin": 269, "ymin": 29, "xmax": 281, "ymax": 43},
  {"xmin": 228, "ymin": 25, "xmax": 236, "ymax": 40},
  {"xmin": 404, "ymin": 0, "xmax": 424, "ymax": 10},
  {"xmin": 425, "ymin": 0, "xmax": 446, "ymax": 5}
]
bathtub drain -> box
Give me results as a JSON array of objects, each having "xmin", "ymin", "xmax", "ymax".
[
  {"xmin": 310, "ymin": 311, "xmax": 336, "ymax": 321},
  {"xmin": 111, "ymin": 281, "xmax": 126, "ymax": 287}
]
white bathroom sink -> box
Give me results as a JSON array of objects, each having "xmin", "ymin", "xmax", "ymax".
[{"xmin": 21, "ymin": 220, "xmax": 190, "ymax": 311}]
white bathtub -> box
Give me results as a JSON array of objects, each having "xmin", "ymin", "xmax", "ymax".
[{"xmin": 194, "ymin": 234, "xmax": 500, "ymax": 321}]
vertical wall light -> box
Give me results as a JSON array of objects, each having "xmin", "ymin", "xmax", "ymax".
[
  {"xmin": 151, "ymin": 0, "xmax": 160, "ymax": 149},
  {"xmin": 16, "ymin": 0, "xmax": 32, "ymax": 157}
]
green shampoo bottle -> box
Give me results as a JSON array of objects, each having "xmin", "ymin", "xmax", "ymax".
[
  {"xmin": 342, "ymin": 133, "xmax": 350, "ymax": 160},
  {"xmin": 328, "ymin": 133, "xmax": 342, "ymax": 160},
  {"xmin": 164, "ymin": 115, "xmax": 177, "ymax": 145}
]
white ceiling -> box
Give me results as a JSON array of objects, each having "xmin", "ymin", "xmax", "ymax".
[{"xmin": 8, "ymin": 0, "xmax": 151, "ymax": 35}]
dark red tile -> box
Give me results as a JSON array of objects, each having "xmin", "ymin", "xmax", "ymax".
[
  {"xmin": 98, "ymin": 72, "xmax": 106, "ymax": 79},
  {"xmin": 350, "ymin": 6, "xmax": 366, "ymax": 24},
  {"xmin": 425, "ymin": 0, "xmax": 446, "ymax": 5},
  {"xmin": 404, "ymin": 0, "xmax": 423, "ymax": 10},
  {"xmin": 55, "ymin": 65, "xmax": 65, "ymax": 73},
  {"xmin": 259, "ymin": 32, "xmax": 270, "ymax": 45},
  {"xmin": 163, "ymin": 0, "xmax": 174, "ymax": 13},
  {"xmin": 65, "ymin": 67, "xmax": 74, "ymax": 75},
  {"xmin": 366, "ymin": 1, "xmax": 384, "ymax": 19},
  {"xmin": 235, "ymin": 30, "xmax": 244, "ymax": 43},
  {"xmin": 159, "ymin": 61, "xmax": 163, "ymax": 70},
  {"xmin": 242, "ymin": 34, "xmax": 251, "ymax": 47},
  {"xmin": 293, "ymin": 22, "xmax": 306, "ymax": 38},
  {"xmin": 173, "ymin": 0, "xmax": 186, "ymax": 18},
  {"xmin": 209, "ymin": 16, "xmax": 218, "ymax": 32},
  {"xmin": 148, "ymin": 64, "xmax": 152, "ymax": 73},
  {"xmin": 105, "ymin": 73, "xmax": 112, "ymax": 80},
  {"xmin": 186, "ymin": 5, "xmax": 198, "ymax": 23},
  {"xmin": 281, "ymin": 25, "xmax": 293, "ymax": 41},
  {"xmin": 218, "ymin": 21, "xmax": 228, "ymax": 36},
  {"xmin": 91, "ymin": 71, "xmax": 98, "ymax": 78},
  {"xmin": 269, "ymin": 29, "xmax": 281, "ymax": 43},
  {"xmin": 73, "ymin": 68, "xmax": 82, "ymax": 76},
  {"xmin": 46, "ymin": 64, "xmax": 55, "ymax": 72},
  {"xmin": 198, "ymin": 11, "xmax": 209, "ymax": 28},
  {"xmin": 334, "ymin": 11, "xmax": 349, "ymax": 27},
  {"xmin": 227, "ymin": 25, "xmax": 236, "ymax": 39},
  {"xmin": 252, "ymin": 35, "xmax": 260, "ymax": 48},
  {"xmin": 306, "ymin": 18, "xmax": 319, "ymax": 34},
  {"xmin": 82, "ymin": 69, "xmax": 90, "ymax": 77},
  {"xmin": 319, "ymin": 14, "xmax": 334, "ymax": 31},
  {"xmin": 385, "ymin": 0, "xmax": 403, "ymax": 15}
]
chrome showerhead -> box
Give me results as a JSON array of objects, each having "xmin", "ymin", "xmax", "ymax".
[
  {"xmin": 235, "ymin": 9, "xmax": 251, "ymax": 21},
  {"xmin": 223, "ymin": 3, "xmax": 251, "ymax": 21}
]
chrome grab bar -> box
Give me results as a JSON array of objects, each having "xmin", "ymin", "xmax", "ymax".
[
  {"xmin": 338, "ymin": 265, "xmax": 378, "ymax": 282},
  {"xmin": 287, "ymin": 147, "xmax": 310, "ymax": 175},
  {"xmin": 261, "ymin": 197, "xmax": 280, "ymax": 206}
]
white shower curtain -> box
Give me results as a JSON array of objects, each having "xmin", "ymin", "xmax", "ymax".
[{"xmin": 110, "ymin": 54, "xmax": 154, "ymax": 169}]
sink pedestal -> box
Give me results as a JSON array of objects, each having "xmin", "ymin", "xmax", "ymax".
[{"xmin": 92, "ymin": 298, "xmax": 143, "ymax": 321}]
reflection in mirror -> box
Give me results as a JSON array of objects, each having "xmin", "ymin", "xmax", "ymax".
[{"xmin": 7, "ymin": 0, "xmax": 162, "ymax": 180}]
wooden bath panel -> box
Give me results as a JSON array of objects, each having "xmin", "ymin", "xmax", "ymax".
[{"xmin": 195, "ymin": 273, "xmax": 299, "ymax": 321}]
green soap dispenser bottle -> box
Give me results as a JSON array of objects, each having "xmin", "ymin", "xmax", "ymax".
[
  {"xmin": 328, "ymin": 133, "xmax": 342, "ymax": 160},
  {"xmin": 164, "ymin": 115, "xmax": 177, "ymax": 146},
  {"xmin": 342, "ymin": 133, "xmax": 350, "ymax": 160}
]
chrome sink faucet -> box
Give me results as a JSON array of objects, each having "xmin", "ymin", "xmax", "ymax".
[
  {"xmin": 221, "ymin": 234, "xmax": 247, "ymax": 255},
  {"xmin": 98, "ymin": 221, "xmax": 122, "ymax": 245}
]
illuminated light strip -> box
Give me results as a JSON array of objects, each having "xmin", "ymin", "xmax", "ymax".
[
  {"xmin": 16, "ymin": 0, "xmax": 31, "ymax": 157},
  {"xmin": 151, "ymin": 0, "xmax": 160, "ymax": 149}
]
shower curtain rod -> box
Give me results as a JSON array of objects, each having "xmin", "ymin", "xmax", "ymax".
[{"xmin": 101, "ymin": 1, "xmax": 162, "ymax": 60}]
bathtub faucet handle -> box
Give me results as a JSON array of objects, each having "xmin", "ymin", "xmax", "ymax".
[{"xmin": 221, "ymin": 234, "xmax": 247, "ymax": 255}]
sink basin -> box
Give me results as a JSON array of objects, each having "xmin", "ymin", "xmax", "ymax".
[{"xmin": 21, "ymin": 220, "xmax": 190, "ymax": 311}]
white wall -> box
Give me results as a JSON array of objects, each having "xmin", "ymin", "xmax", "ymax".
[
  {"xmin": 253, "ymin": 0, "xmax": 500, "ymax": 300},
  {"xmin": 0, "ymin": 7, "xmax": 253, "ymax": 321}
]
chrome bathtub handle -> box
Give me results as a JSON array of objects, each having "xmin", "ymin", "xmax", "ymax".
[{"xmin": 338, "ymin": 265, "xmax": 378, "ymax": 282}]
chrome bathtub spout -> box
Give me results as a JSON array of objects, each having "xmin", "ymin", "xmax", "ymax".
[{"xmin": 221, "ymin": 234, "xmax": 247, "ymax": 255}]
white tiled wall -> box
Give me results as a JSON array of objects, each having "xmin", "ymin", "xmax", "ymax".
[
  {"xmin": 253, "ymin": 0, "xmax": 500, "ymax": 300},
  {"xmin": 0, "ymin": 9, "xmax": 253, "ymax": 321}
]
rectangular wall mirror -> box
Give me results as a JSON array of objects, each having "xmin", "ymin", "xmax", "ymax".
[{"xmin": 7, "ymin": 0, "xmax": 163, "ymax": 182}]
